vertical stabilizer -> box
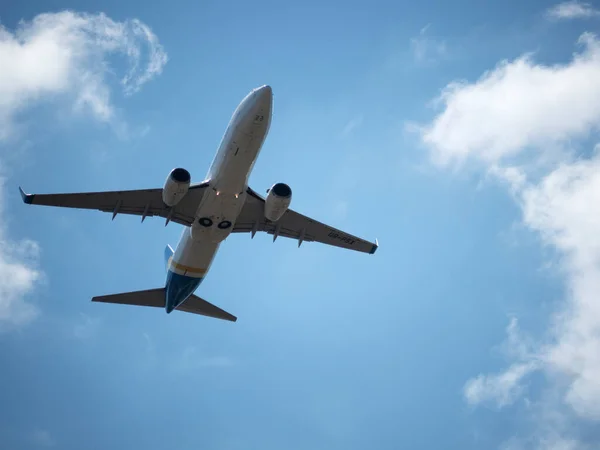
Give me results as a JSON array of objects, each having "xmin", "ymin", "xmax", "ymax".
[{"xmin": 164, "ymin": 245, "xmax": 174, "ymax": 271}]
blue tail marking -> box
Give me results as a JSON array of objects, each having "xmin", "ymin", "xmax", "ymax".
[
  {"xmin": 165, "ymin": 271, "xmax": 203, "ymax": 313},
  {"xmin": 164, "ymin": 245, "xmax": 174, "ymax": 272},
  {"xmin": 163, "ymin": 244, "xmax": 203, "ymax": 314}
]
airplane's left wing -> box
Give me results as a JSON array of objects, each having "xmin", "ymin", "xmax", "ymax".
[
  {"xmin": 233, "ymin": 187, "xmax": 378, "ymax": 254},
  {"xmin": 18, "ymin": 182, "xmax": 210, "ymax": 226}
]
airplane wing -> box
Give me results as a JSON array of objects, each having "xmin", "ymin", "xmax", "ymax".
[
  {"xmin": 18, "ymin": 182, "xmax": 210, "ymax": 226},
  {"xmin": 233, "ymin": 187, "xmax": 378, "ymax": 254}
]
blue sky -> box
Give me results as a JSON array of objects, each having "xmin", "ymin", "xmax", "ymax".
[{"xmin": 2, "ymin": 1, "xmax": 600, "ymax": 449}]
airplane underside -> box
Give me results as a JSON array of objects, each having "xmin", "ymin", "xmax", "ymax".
[{"xmin": 18, "ymin": 84, "xmax": 378, "ymax": 323}]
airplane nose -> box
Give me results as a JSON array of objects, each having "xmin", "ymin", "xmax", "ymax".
[{"xmin": 254, "ymin": 84, "xmax": 272, "ymax": 99}]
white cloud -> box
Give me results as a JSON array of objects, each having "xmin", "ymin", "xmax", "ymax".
[
  {"xmin": 417, "ymin": 33, "xmax": 600, "ymax": 169},
  {"xmin": 547, "ymin": 1, "xmax": 600, "ymax": 20},
  {"xmin": 0, "ymin": 11, "xmax": 167, "ymax": 140},
  {"xmin": 0, "ymin": 11, "xmax": 166, "ymax": 330},
  {"xmin": 414, "ymin": 31, "xmax": 600, "ymax": 447},
  {"xmin": 464, "ymin": 362, "xmax": 538, "ymax": 407},
  {"xmin": 410, "ymin": 24, "xmax": 447, "ymax": 65},
  {"xmin": 521, "ymin": 156, "xmax": 600, "ymax": 420},
  {"xmin": 0, "ymin": 180, "xmax": 41, "ymax": 331},
  {"xmin": 464, "ymin": 318, "xmax": 541, "ymax": 408}
]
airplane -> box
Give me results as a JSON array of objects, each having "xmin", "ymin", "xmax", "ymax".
[{"xmin": 18, "ymin": 85, "xmax": 378, "ymax": 323}]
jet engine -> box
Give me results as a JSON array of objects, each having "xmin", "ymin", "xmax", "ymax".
[
  {"xmin": 162, "ymin": 168, "xmax": 191, "ymax": 207},
  {"xmin": 264, "ymin": 182, "xmax": 292, "ymax": 222}
]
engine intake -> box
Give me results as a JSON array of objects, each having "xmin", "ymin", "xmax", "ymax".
[
  {"xmin": 264, "ymin": 182, "xmax": 292, "ymax": 222},
  {"xmin": 270, "ymin": 182, "xmax": 291, "ymax": 198},
  {"xmin": 162, "ymin": 168, "xmax": 191, "ymax": 207}
]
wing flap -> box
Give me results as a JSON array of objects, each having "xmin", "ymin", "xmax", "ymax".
[
  {"xmin": 233, "ymin": 187, "xmax": 378, "ymax": 254},
  {"xmin": 19, "ymin": 183, "xmax": 210, "ymax": 226}
]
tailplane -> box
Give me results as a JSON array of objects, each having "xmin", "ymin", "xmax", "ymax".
[
  {"xmin": 164, "ymin": 244, "xmax": 174, "ymax": 271},
  {"xmin": 92, "ymin": 288, "xmax": 237, "ymax": 322}
]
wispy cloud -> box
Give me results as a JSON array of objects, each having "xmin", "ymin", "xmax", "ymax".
[
  {"xmin": 0, "ymin": 11, "xmax": 168, "ymax": 141},
  {"xmin": 73, "ymin": 313, "xmax": 101, "ymax": 339},
  {"xmin": 137, "ymin": 332, "xmax": 159, "ymax": 369},
  {"xmin": 413, "ymin": 31, "xmax": 600, "ymax": 447},
  {"xmin": 332, "ymin": 201, "xmax": 349, "ymax": 221},
  {"xmin": 341, "ymin": 115, "xmax": 363, "ymax": 138},
  {"xmin": 464, "ymin": 318, "xmax": 541, "ymax": 408},
  {"xmin": 142, "ymin": 332, "xmax": 154, "ymax": 355},
  {"xmin": 0, "ymin": 11, "xmax": 167, "ymax": 331},
  {"xmin": 172, "ymin": 346, "xmax": 234, "ymax": 372},
  {"xmin": 410, "ymin": 24, "xmax": 448, "ymax": 65},
  {"xmin": 546, "ymin": 1, "xmax": 600, "ymax": 20},
  {"xmin": 138, "ymin": 336, "xmax": 232, "ymax": 372},
  {"xmin": 464, "ymin": 361, "xmax": 537, "ymax": 408},
  {"xmin": 31, "ymin": 429, "xmax": 55, "ymax": 447},
  {"xmin": 0, "ymin": 179, "xmax": 41, "ymax": 332}
]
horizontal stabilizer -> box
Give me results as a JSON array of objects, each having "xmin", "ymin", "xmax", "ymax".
[
  {"xmin": 93, "ymin": 288, "xmax": 165, "ymax": 308},
  {"xmin": 92, "ymin": 288, "xmax": 237, "ymax": 322},
  {"xmin": 176, "ymin": 295, "xmax": 237, "ymax": 322}
]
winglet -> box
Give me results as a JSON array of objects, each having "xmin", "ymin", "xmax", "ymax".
[
  {"xmin": 369, "ymin": 238, "xmax": 379, "ymax": 255},
  {"xmin": 19, "ymin": 186, "xmax": 34, "ymax": 204}
]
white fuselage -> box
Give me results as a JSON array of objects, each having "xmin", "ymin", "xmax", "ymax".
[{"xmin": 168, "ymin": 85, "xmax": 273, "ymax": 280}]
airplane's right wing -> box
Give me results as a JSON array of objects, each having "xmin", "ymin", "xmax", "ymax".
[
  {"xmin": 233, "ymin": 187, "xmax": 378, "ymax": 254},
  {"xmin": 18, "ymin": 182, "xmax": 210, "ymax": 226}
]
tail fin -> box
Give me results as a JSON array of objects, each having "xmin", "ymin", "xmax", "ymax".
[{"xmin": 164, "ymin": 245, "xmax": 174, "ymax": 271}]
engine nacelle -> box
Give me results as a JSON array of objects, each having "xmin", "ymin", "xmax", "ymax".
[
  {"xmin": 162, "ymin": 168, "xmax": 191, "ymax": 207},
  {"xmin": 264, "ymin": 183, "xmax": 292, "ymax": 222}
]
